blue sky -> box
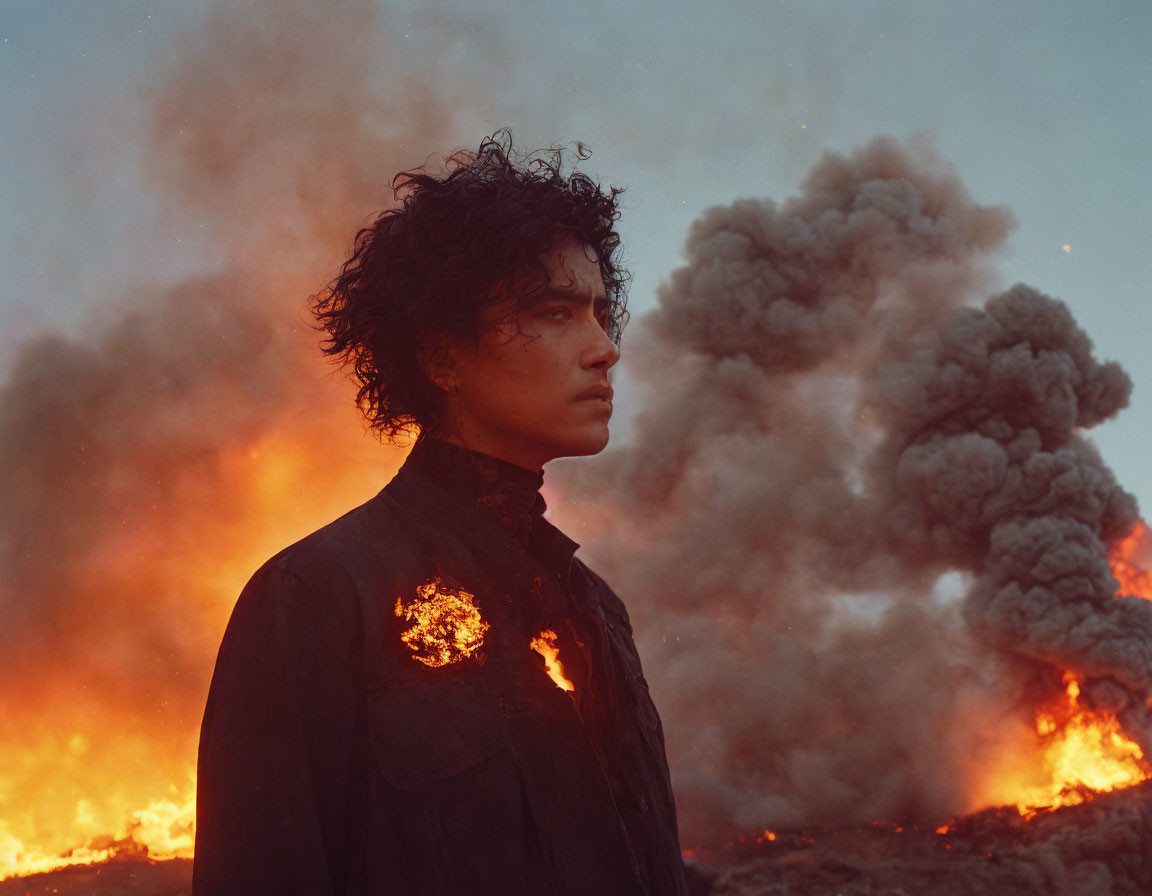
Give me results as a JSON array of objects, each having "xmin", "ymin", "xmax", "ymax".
[{"xmin": 3, "ymin": 0, "xmax": 1150, "ymax": 508}]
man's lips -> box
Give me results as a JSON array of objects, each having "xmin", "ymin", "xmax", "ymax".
[{"xmin": 576, "ymin": 384, "xmax": 614, "ymax": 402}]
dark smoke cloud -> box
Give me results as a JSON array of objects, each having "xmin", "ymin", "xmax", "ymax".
[
  {"xmin": 551, "ymin": 136, "xmax": 1144, "ymax": 847},
  {"xmin": 870, "ymin": 283, "xmax": 1152, "ymax": 750},
  {"xmin": 873, "ymin": 285, "xmax": 1151, "ymax": 730}
]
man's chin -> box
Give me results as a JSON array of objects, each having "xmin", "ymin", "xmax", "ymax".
[{"xmin": 548, "ymin": 426, "xmax": 611, "ymax": 461}]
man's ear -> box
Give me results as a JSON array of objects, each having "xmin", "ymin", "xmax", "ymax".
[{"xmin": 417, "ymin": 334, "xmax": 459, "ymax": 392}]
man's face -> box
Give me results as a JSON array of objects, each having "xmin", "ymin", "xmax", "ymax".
[{"xmin": 440, "ymin": 236, "xmax": 620, "ymax": 471}]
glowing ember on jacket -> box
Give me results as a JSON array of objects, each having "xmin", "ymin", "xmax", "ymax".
[
  {"xmin": 394, "ymin": 578, "xmax": 490, "ymax": 667},
  {"xmin": 531, "ymin": 629, "xmax": 575, "ymax": 691}
]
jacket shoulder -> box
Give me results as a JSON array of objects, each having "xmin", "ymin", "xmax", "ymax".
[
  {"xmin": 218, "ymin": 490, "xmax": 416, "ymax": 653},
  {"xmin": 256, "ymin": 488, "xmax": 413, "ymax": 586},
  {"xmin": 573, "ymin": 558, "xmax": 634, "ymax": 635}
]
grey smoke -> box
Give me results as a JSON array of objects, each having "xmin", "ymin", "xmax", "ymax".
[
  {"xmin": 552, "ymin": 137, "xmax": 1144, "ymax": 847},
  {"xmin": 874, "ymin": 283, "xmax": 1152, "ymax": 751}
]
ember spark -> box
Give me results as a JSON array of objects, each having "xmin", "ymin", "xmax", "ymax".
[
  {"xmin": 394, "ymin": 579, "xmax": 489, "ymax": 667},
  {"xmin": 531, "ymin": 629, "xmax": 575, "ymax": 692}
]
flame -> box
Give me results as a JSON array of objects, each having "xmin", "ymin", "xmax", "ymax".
[
  {"xmin": 979, "ymin": 673, "xmax": 1151, "ymax": 818},
  {"xmin": 0, "ymin": 765, "xmax": 196, "ymax": 881},
  {"xmin": 0, "ymin": 788, "xmax": 195, "ymax": 879},
  {"xmin": 394, "ymin": 579, "xmax": 490, "ymax": 667},
  {"xmin": 0, "ymin": 427, "xmax": 397, "ymax": 881},
  {"xmin": 1016, "ymin": 674, "xmax": 1150, "ymax": 814},
  {"xmin": 1109, "ymin": 519, "xmax": 1152, "ymax": 600},
  {"xmin": 969, "ymin": 526, "xmax": 1152, "ymax": 820},
  {"xmin": 530, "ymin": 629, "xmax": 575, "ymax": 691}
]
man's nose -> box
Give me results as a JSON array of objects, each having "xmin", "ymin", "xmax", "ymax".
[{"xmin": 582, "ymin": 323, "xmax": 621, "ymax": 370}]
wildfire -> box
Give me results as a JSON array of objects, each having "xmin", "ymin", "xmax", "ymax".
[
  {"xmin": 0, "ymin": 776, "xmax": 196, "ymax": 880},
  {"xmin": 1004, "ymin": 673, "xmax": 1150, "ymax": 817},
  {"xmin": 0, "ymin": 428, "xmax": 397, "ymax": 882},
  {"xmin": 531, "ymin": 629, "xmax": 575, "ymax": 692},
  {"xmin": 974, "ymin": 525, "xmax": 1152, "ymax": 821},
  {"xmin": 394, "ymin": 578, "xmax": 490, "ymax": 668}
]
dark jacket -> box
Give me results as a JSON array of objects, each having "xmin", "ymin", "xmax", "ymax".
[{"xmin": 192, "ymin": 437, "xmax": 689, "ymax": 895}]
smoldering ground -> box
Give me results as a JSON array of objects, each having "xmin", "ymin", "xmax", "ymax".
[{"xmin": 695, "ymin": 782, "xmax": 1152, "ymax": 895}]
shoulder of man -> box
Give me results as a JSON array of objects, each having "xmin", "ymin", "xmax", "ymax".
[
  {"xmin": 274, "ymin": 489, "xmax": 396, "ymax": 570},
  {"xmin": 572, "ymin": 557, "xmax": 634, "ymax": 636},
  {"xmin": 225, "ymin": 489, "xmax": 417, "ymax": 641}
]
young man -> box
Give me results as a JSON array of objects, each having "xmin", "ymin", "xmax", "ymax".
[{"xmin": 192, "ymin": 134, "xmax": 689, "ymax": 895}]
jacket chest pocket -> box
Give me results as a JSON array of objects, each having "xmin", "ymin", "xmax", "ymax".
[
  {"xmin": 366, "ymin": 670, "xmax": 533, "ymax": 894},
  {"xmin": 367, "ymin": 669, "xmax": 510, "ymax": 791}
]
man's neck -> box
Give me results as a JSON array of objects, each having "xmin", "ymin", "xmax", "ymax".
[{"xmin": 429, "ymin": 427, "xmax": 549, "ymax": 474}]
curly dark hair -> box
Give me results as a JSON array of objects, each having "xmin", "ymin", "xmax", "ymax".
[{"xmin": 311, "ymin": 130, "xmax": 629, "ymax": 444}]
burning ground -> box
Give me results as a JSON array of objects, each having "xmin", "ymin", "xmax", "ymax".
[
  {"xmin": 4, "ymin": 788, "xmax": 1150, "ymax": 896},
  {"xmin": 3, "ymin": 0, "xmax": 1151, "ymax": 890}
]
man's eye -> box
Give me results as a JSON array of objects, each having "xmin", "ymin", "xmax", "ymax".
[{"xmin": 545, "ymin": 307, "xmax": 571, "ymax": 321}]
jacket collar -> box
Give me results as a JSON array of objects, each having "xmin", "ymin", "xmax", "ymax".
[
  {"xmin": 402, "ymin": 436, "xmax": 543, "ymax": 542},
  {"xmin": 385, "ymin": 436, "xmax": 580, "ymax": 573}
]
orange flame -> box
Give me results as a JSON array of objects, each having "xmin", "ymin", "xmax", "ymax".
[
  {"xmin": 530, "ymin": 629, "xmax": 575, "ymax": 691},
  {"xmin": 0, "ymin": 428, "xmax": 394, "ymax": 881},
  {"xmin": 972, "ymin": 527, "xmax": 1152, "ymax": 820},
  {"xmin": 1011, "ymin": 674, "xmax": 1149, "ymax": 815},
  {"xmin": 1109, "ymin": 520, "xmax": 1152, "ymax": 600},
  {"xmin": 0, "ymin": 782, "xmax": 196, "ymax": 880},
  {"xmin": 394, "ymin": 578, "xmax": 490, "ymax": 668},
  {"xmin": 977, "ymin": 671, "xmax": 1151, "ymax": 819}
]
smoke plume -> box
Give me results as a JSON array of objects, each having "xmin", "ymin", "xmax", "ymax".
[{"xmin": 551, "ymin": 136, "xmax": 1145, "ymax": 847}]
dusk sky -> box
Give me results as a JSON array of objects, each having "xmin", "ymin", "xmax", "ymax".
[{"xmin": 3, "ymin": 0, "xmax": 1150, "ymax": 505}]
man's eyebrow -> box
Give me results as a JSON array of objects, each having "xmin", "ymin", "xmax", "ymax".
[{"xmin": 538, "ymin": 286, "xmax": 610, "ymax": 306}]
